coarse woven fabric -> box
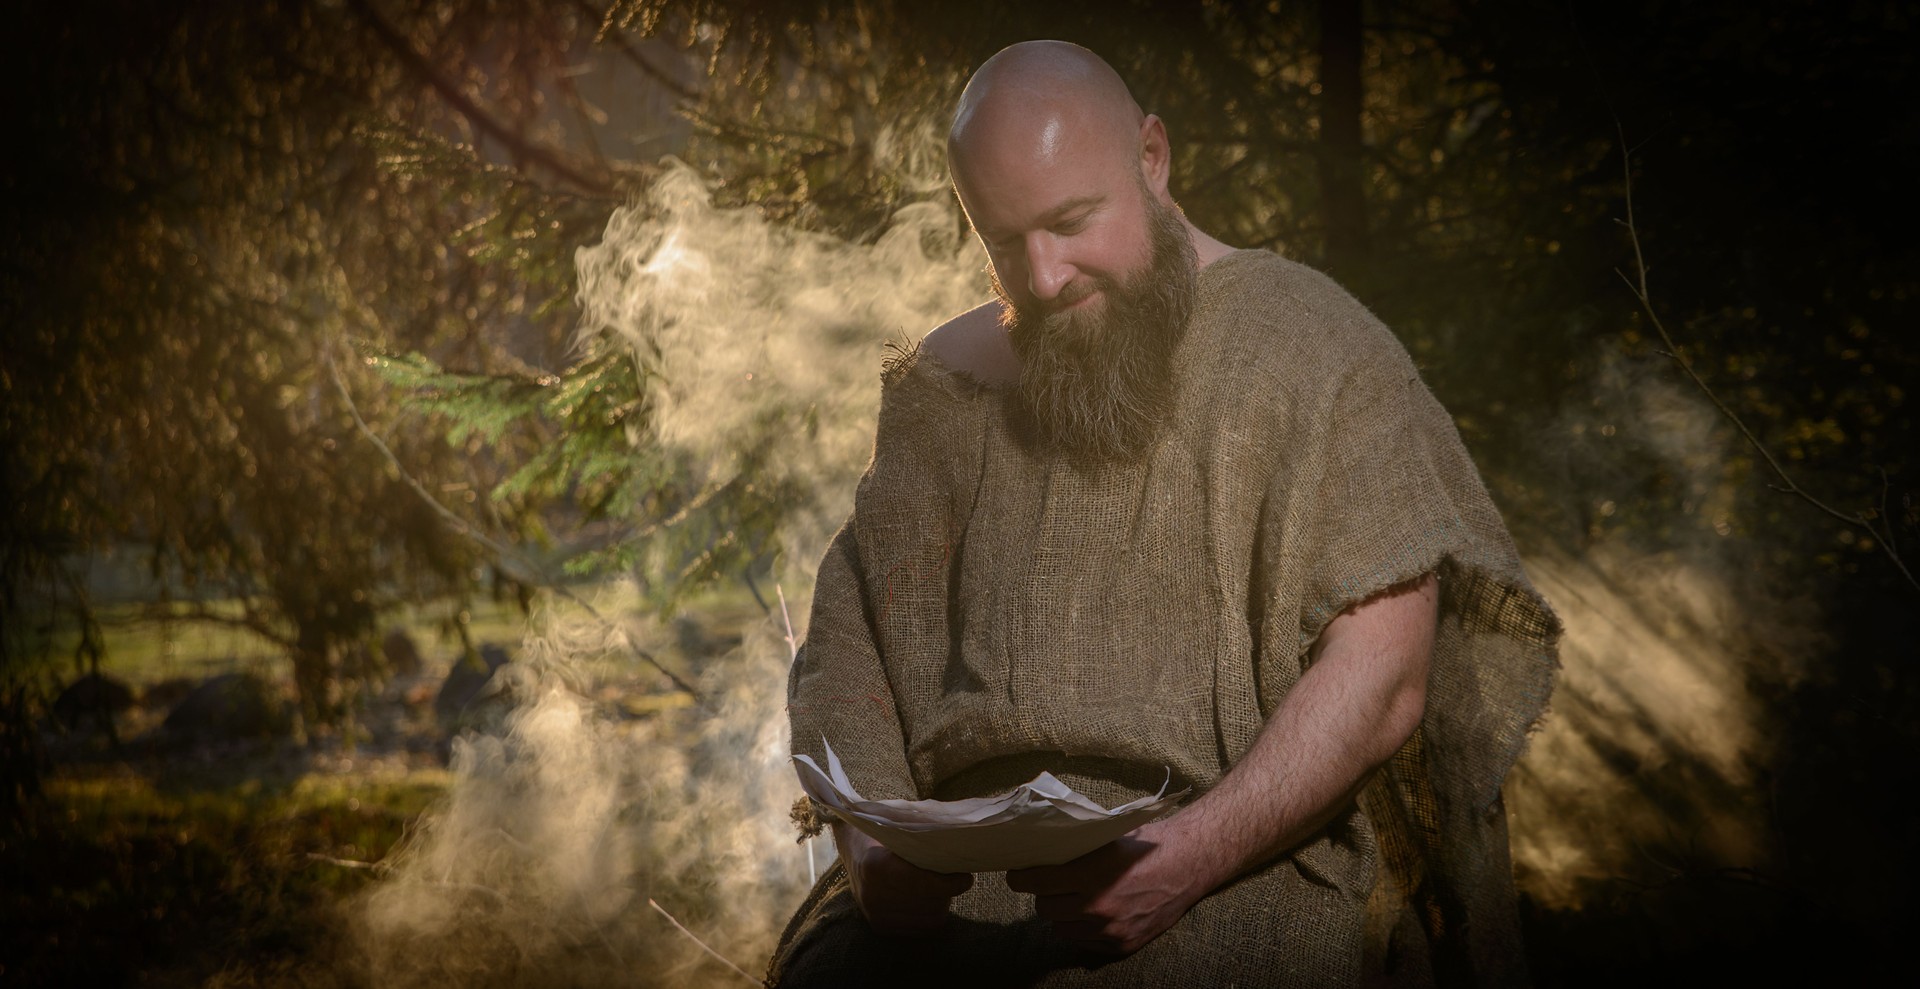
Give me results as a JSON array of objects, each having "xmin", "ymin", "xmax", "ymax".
[{"xmin": 771, "ymin": 249, "xmax": 1561, "ymax": 987}]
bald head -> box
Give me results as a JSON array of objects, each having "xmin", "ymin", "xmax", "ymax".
[
  {"xmin": 949, "ymin": 41, "xmax": 1144, "ymax": 169},
  {"xmin": 941, "ymin": 41, "xmax": 1219, "ymax": 330},
  {"xmin": 944, "ymin": 41, "xmax": 1173, "ymax": 274}
]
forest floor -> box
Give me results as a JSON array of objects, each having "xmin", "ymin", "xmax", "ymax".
[
  {"xmin": 3, "ymin": 577, "xmax": 1896, "ymax": 987},
  {"xmin": 1, "ymin": 585, "xmax": 757, "ymax": 987}
]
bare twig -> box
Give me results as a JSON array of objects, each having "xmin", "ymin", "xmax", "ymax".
[
  {"xmin": 126, "ymin": 598, "xmax": 297, "ymax": 649},
  {"xmin": 345, "ymin": 0, "xmax": 614, "ymax": 197},
  {"xmin": 574, "ymin": 0, "xmax": 700, "ymax": 101},
  {"xmin": 777, "ymin": 584, "xmax": 798, "ymax": 665},
  {"xmin": 324, "ymin": 352, "xmax": 704, "ymax": 701},
  {"xmin": 648, "ymin": 898, "xmax": 762, "ymax": 986},
  {"xmin": 1880, "ymin": 466, "xmax": 1900, "ymax": 559},
  {"xmin": 778, "ymin": 581, "xmax": 816, "ymax": 886},
  {"xmin": 1614, "ymin": 126, "xmax": 1917, "ymax": 593}
]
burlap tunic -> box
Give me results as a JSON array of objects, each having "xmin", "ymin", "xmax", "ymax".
[{"xmin": 772, "ymin": 249, "xmax": 1560, "ymax": 987}]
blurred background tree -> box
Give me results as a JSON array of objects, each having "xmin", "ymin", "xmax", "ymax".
[{"xmin": 1, "ymin": 0, "xmax": 626, "ymax": 732}]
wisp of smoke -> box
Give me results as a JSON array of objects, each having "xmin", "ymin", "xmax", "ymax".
[
  {"xmin": 1507, "ymin": 350, "xmax": 1823, "ymax": 909},
  {"xmin": 576, "ymin": 151, "xmax": 986, "ymax": 569},
  {"xmin": 356, "ymin": 134, "xmax": 987, "ymax": 986},
  {"xmin": 357, "ymin": 584, "xmax": 797, "ymax": 987}
]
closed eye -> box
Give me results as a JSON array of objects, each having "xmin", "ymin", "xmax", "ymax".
[
  {"xmin": 1053, "ymin": 214, "xmax": 1089, "ymax": 235},
  {"xmin": 982, "ymin": 208, "xmax": 1097, "ymax": 255}
]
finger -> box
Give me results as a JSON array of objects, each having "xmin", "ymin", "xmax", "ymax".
[
  {"xmin": 1030, "ymin": 892, "xmax": 1092, "ymax": 923},
  {"xmin": 931, "ymin": 869, "xmax": 974, "ymax": 897},
  {"xmin": 1007, "ymin": 863, "xmax": 1075, "ymax": 895},
  {"xmin": 863, "ymin": 896, "xmax": 956, "ymax": 933},
  {"xmin": 1009, "ymin": 838, "xmax": 1140, "ymax": 895},
  {"xmin": 885, "ymin": 868, "xmax": 971, "ymax": 899},
  {"xmin": 874, "ymin": 856, "xmax": 974, "ymax": 897},
  {"xmin": 1048, "ymin": 919, "xmax": 1120, "ymax": 949}
]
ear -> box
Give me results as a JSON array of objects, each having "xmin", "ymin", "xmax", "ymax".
[{"xmin": 1138, "ymin": 114, "xmax": 1172, "ymax": 201}]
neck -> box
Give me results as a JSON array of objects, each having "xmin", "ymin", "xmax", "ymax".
[{"xmin": 1183, "ymin": 220, "xmax": 1237, "ymax": 269}]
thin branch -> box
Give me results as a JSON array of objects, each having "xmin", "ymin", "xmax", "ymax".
[
  {"xmin": 740, "ymin": 567, "xmax": 772, "ymax": 616},
  {"xmin": 346, "ymin": 0, "xmax": 613, "ymax": 197},
  {"xmin": 575, "ymin": 0, "xmax": 700, "ymax": 101},
  {"xmin": 679, "ymin": 103, "xmax": 844, "ymax": 154},
  {"xmin": 777, "ymin": 584, "xmax": 797, "ymax": 665},
  {"xmin": 1614, "ymin": 125, "xmax": 1916, "ymax": 593},
  {"xmin": 1186, "ymin": 153, "xmax": 1255, "ymax": 198},
  {"xmin": 1880, "ymin": 466, "xmax": 1900, "ymax": 559},
  {"xmin": 126, "ymin": 599, "xmax": 298, "ymax": 650},
  {"xmin": 1178, "ymin": 134, "xmax": 1320, "ymax": 155},
  {"xmin": 324, "ymin": 352, "xmax": 704, "ymax": 701},
  {"xmin": 647, "ymin": 898, "xmax": 762, "ymax": 986}
]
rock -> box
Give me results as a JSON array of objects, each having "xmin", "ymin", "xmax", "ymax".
[
  {"xmin": 162, "ymin": 673, "xmax": 292, "ymax": 742},
  {"xmin": 381, "ymin": 627, "xmax": 423, "ymax": 676},
  {"xmin": 434, "ymin": 643, "xmax": 510, "ymax": 725},
  {"xmin": 52, "ymin": 673, "xmax": 135, "ymax": 732},
  {"xmin": 141, "ymin": 677, "xmax": 197, "ymax": 711},
  {"xmin": 457, "ymin": 662, "xmax": 545, "ymax": 735}
]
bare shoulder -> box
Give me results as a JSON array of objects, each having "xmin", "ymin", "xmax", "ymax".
[{"xmin": 919, "ymin": 301, "xmax": 1020, "ymax": 385}]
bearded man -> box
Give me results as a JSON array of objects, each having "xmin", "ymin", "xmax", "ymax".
[{"xmin": 769, "ymin": 40, "xmax": 1559, "ymax": 988}]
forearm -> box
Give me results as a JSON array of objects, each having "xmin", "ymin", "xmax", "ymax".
[{"xmin": 1160, "ymin": 574, "xmax": 1436, "ymax": 893}]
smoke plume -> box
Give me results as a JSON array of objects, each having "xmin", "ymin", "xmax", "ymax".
[
  {"xmin": 1506, "ymin": 349, "xmax": 1823, "ymax": 909},
  {"xmin": 356, "ymin": 144, "xmax": 986, "ymax": 986}
]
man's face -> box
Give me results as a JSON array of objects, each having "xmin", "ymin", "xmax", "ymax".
[
  {"xmin": 951, "ymin": 108, "xmax": 1200, "ymax": 463},
  {"xmin": 992, "ymin": 186, "xmax": 1199, "ymax": 464},
  {"xmin": 954, "ymin": 116, "xmax": 1165, "ymax": 322}
]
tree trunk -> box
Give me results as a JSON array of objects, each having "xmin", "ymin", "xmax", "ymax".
[{"xmin": 293, "ymin": 619, "xmax": 335, "ymax": 730}]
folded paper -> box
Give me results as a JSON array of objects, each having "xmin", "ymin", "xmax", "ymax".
[{"xmin": 794, "ymin": 739, "xmax": 1186, "ymax": 873}]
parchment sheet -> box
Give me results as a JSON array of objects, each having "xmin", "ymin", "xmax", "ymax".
[{"xmin": 794, "ymin": 740, "xmax": 1186, "ymax": 873}]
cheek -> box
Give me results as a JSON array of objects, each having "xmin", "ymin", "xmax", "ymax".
[{"xmin": 1086, "ymin": 227, "xmax": 1146, "ymax": 278}]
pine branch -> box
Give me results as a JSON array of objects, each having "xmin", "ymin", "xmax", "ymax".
[
  {"xmin": 346, "ymin": 0, "xmax": 615, "ymax": 198},
  {"xmin": 324, "ymin": 351, "xmax": 705, "ymax": 702}
]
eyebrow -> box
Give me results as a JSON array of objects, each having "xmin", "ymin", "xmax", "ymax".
[
  {"xmin": 983, "ymin": 194, "xmax": 1104, "ymax": 242},
  {"xmin": 1038, "ymin": 195, "xmax": 1104, "ymax": 223}
]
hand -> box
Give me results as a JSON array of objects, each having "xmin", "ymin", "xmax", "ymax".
[
  {"xmin": 835, "ymin": 822, "xmax": 974, "ymax": 937},
  {"xmin": 1005, "ymin": 818, "xmax": 1211, "ymax": 956}
]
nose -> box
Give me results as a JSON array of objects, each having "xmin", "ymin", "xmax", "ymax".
[{"xmin": 1024, "ymin": 234, "xmax": 1074, "ymax": 304}]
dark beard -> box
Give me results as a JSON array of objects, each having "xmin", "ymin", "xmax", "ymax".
[{"xmin": 995, "ymin": 196, "xmax": 1200, "ymax": 465}]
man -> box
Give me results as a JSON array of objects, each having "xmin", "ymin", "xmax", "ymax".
[{"xmin": 770, "ymin": 41, "xmax": 1559, "ymax": 987}]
